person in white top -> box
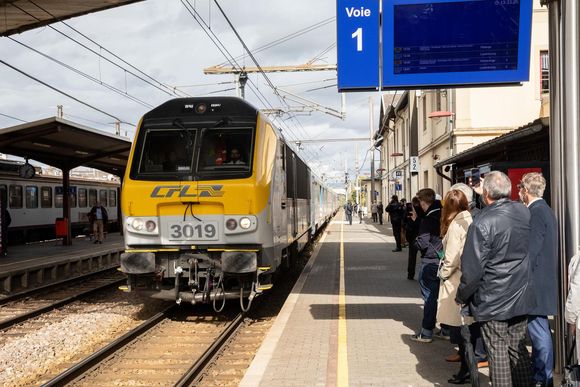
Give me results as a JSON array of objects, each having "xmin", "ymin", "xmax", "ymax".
[
  {"xmin": 226, "ymin": 148, "xmax": 246, "ymax": 165},
  {"xmin": 566, "ymin": 254, "xmax": 580, "ymax": 360}
]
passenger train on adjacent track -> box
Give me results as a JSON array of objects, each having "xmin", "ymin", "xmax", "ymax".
[
  {"xmin": 0, "ymin": 169, "xmax": 119, "ymax": 243},
  {"xmin": 120, "ymin": 97, "xmax": 339, "ymax": 310}
]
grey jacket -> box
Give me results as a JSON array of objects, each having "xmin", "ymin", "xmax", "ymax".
[{"xmin": 456, "ymin": 198, "xmax": 535, "ymax": 321}]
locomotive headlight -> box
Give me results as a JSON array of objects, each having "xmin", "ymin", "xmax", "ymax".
[
  {"xmin": 226, "ymin": 218, "xmax": 238, "ymax": 230},
  {"xmin": 131, "ymin": 218, "xmax": 145, "ymax": 231},
  {"xmin": 239, "ymin": 217, "xmax": 252, "ymax": 229},
  {"xmin": 145, "ymin": 220, "xmax": 157, "ymax": 232}
]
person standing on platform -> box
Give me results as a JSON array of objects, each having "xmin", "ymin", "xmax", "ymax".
[
  {"xmin": 345, "ymin": 201, "xmax": 353, "ymax": 225},
  {"xmin": 89, "ymin": 201, "xmax": 108, "ymax": 244},
  {"xmin": 400, "ymin": 199, "xmax": 408, "ymax": 247},
  {"xmin": 456, "ymin": 171, "xmax": 534, "ymax": 387},
  {"xmin": 386, "ymin": 195, "xmax": 404, "ymax": 252},
  {"xmin": 371, "ymin": 202, "xmax": 378, "ymax": 223},
  {"xmin": 519, "ymin": 172, "xmax": 558, "ymax": 387},
  {"xmin": 377, "ymin": 201, "xmax": 384, "ymax": 225},
  {"xmin": 436, "ymin": 189, "xmax": 473, "ymax": 384},
  {"xmin": 405, "ymin": 197, "xmax": 422, "ymax": 280},
  {"xmin": 410, "ymin": 188, "xmax": 442, "ymax": 342},
  {"xmin": 357, "ymin": 203, "xmax": 363, "ymax": 224}
]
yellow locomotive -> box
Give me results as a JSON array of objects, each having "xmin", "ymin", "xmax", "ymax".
[{"xmin": 120, "ymin": 97, "xmax": 337, "ymax": 310}]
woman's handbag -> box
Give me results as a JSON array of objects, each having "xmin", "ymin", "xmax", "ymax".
[{"xmin": 565, "ymin": 338, "xmax": 580, "ymax": 386}]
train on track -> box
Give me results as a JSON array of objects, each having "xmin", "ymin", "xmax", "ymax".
[
  {"xmin": 0, "ymin": 168, "xmax": 119, "ymax": 243},
  {"xmin": 120, "ymin": 97, "xmax": 339, "ymax": 311}
]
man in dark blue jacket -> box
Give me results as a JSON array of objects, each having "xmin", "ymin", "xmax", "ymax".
[
  {"xmin": 457, "ymin": 171, "xmax": 534, "ymax": 387},
  {"xmin": 410, "ymin": 188, "xmax": 442, "ymax": 343},
  {"xmin": 519, "ymin": 172, "xmax": 558, "ymax": 387}
]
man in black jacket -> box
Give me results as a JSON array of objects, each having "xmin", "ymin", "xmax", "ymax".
[
  {"xmin": 457, "ymin": 171, "xmax": 534, "ymax": 387},
  {"xmin": 519, "ymin": 172, "xmax": 557, "ymax": 387},
  {"xmin": 386, "ymin": 195, "xmax": 404, "ymax": 252},
  {"xmin": 410, "ymin": 188, "xmax": 442, "ymax": 343}
]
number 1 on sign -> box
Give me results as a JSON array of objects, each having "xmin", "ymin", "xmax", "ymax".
[{"xmin": 352, "ymin": 28, "xmax": 363, "ymax": 51}]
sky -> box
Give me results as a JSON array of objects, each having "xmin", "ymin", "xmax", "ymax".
[{"xmin": 0, "ymin": 0, "xmax": 388, "ymax": 187}]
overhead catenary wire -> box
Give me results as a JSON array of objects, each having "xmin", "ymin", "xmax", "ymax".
[
  {"xmin": 0, "ymin": 59, "xmax": 134, "ymax": 126},
  {"xmin": 26, "ymin": 0, "xmax": 192, "ymax": 98},
  {"xmin": 8, "ymin": 37, "xmax": 154, "ymax": 109},
  {"xmin": 0, "ymin": 112, "xmax": 27, "ymax": 123},
  {"xmin": 9, "ymin": 2, "xmax": 187, "ymax": 99}
]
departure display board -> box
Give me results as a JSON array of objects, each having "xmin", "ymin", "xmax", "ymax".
[{"xmin": 382, "ymin": 0, "xmax": 533, "ymax": 89}]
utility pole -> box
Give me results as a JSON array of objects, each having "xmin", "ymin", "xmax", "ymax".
[{"xmin": 544, "ymin": 0, "xmax": 580, "ymax": 372}]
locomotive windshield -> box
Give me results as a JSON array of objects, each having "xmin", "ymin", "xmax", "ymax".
[{"xmin": 132, "ymin": 125, "xmax": 254, "ymax": 181}]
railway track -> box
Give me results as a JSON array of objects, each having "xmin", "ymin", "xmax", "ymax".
[
  {"xmin": 42, "ymin": 306, "xmax": 243, "ymax": 386},
  {"xmin": 0, "ymin": 268, "xmax": 126, "ymax": 331}
]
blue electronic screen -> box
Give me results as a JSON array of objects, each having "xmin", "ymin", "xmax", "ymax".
[{"xmin": 383, "ymin": 0, "xmax": 533, "ymax": 89}]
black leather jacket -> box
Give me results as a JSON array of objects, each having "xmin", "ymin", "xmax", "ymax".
[{"xmin": 456, "ymin": 198, "xmax": 535, "ymax": 321}]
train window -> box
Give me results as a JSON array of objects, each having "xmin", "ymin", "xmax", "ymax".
[
  {"xmin": 99, "ymin": 190, "xmax": 108, "ymax": 207},
  {"xmin": 196, "ymin": 128, "xmax": 254, "ymax": 180},
  {"xmin": 135, "ymin": 128, "xmax": 198, "ymax": 176},
  {"xmin": 88, "ymin": 189, "xmax": 97, "ymax": 207},
  {"xmin": 55, "ymin": 191, "xmax": 63, "ymax": 208},
  {"xmin": 9, "ymin": 185, "xmax": 23, "ymax": 208},
  {"xmin": 41, "ymin": 187, "xmax": 52, "ymax": 208},
  {"xmin": 0, "ymin": 185, "xmax": 7, "ymax": 207},
  {"xmin": 69, "ymin": 188, "xmax": 77, "ymax": 208},
  {"xmin": 78, "ymin": 188, "xmax": 87, "ymax": 207},
  {"xmin": 109, "ymin": 190, "xmax": 117, "ymax": 207},
  {"xmin": 26, "ymin": 186, "xmax": 39, "ymax": 208}
]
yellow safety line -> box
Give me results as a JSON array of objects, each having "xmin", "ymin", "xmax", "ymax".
[{"xmin": 338, "ymin": 212, "xmax": 349, "ymax": 386}]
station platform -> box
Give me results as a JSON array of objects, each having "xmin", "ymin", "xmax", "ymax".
[
  {"xmin": 241, "ymin": 212, "xmax": 491, "ymax": 386},
  {"xmin": 0, "ymin": 233, "xmax": 124, "ymax": 294}
]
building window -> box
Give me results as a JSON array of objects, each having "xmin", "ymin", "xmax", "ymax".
[
  {"xmin": 41, "ymin": 187, "xmax": 52, "ymax": 208},
  {"xmin": 540, "ymin": 51, "xmax": 549, "ymax": 94},
  {"xmin": 422, "ymin": 96, "xmax": 428, "ymax": 132},
  {"xmin": 9, "ymin": 185, "xmax": 23, "ymax": 208},
  {"xmin": 423, "ymin": 171, "xmax": 429, "ymax": 189},
  {"xmin": 26, "ymin": 186, "xmax": 39, "ymax": 208}
]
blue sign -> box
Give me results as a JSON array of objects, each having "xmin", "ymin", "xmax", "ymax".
[
  {"xmin": 337, "ymin": 0, "xmax": 380, "ymax": 91},
  {"xmin": 382, "ymin": 0, "xmax": 533, "ymax": 89}
]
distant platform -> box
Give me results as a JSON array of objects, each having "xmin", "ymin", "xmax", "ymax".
[{"xmin": 0, "ymin": 233, "xmax": 124, "ymax": 294}]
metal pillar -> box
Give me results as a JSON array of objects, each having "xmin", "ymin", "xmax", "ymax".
[
  {"xmin": 545, "ymin": 0, "xmax": 580, "ymax": 372},
  {"xmin": 62, "ymin": 168, "xmax": 72, "ymax": 246}
]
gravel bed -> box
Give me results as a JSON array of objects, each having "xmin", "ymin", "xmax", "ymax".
[{"xmin": 0, "ymin": 291, "xmax": 168, "ymax": 386}]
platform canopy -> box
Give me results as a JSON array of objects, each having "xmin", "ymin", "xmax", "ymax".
[
  {"xmin": 0, "ymin": 116, "xmax": 131, "ymax": 176},
  {"xmin": 0, "ymin": 0, "xmax": 144, "ymax": 37}
]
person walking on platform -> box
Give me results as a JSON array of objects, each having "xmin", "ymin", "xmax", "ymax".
[
  {"xmin": 89, "ymin": 201, "xmax": 108, "ymax": 244},
  {"xmin": 410, "ymin": 188, "xmax": 442, "ymax": 343},
  {"xmin": 377, "ymin": 201, "xmax": 384, "ymax": 225},
  {"xmin": 357, "ymin": 204, "xmax": 363, "ymax": 224},
  {"xmin": 345, "ymin": 201, "xmax": 353, "ymax": 225},
  {"xmin": 456, "ymin": 171, "xmax": 534, "ymax": 387},
  {"xmin": 405, "ymin": 197, "xmax": 422, "ymax": 280},
  {"xmin": 371, "ymin": 202, "xmax": 378, "ymax": 223},
  {"xmin": 386, "ymin": 195, "xmax": 404, "ymax": 252},
  {"xmin": 436, "ymin": 189, "xmax": 473, "ymax": 384},
  {"xmin": 519, "ymin": 172, "xmax": 558, "ymax": 387}
]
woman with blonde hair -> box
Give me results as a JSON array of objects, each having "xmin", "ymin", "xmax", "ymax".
[{"xmin": 436, "ymin": 189, "xmax": 473, "ymax": 384}]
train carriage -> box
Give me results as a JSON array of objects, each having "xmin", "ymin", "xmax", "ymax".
[{"xmin": 120, "ymin": 97, "xmax": 337, "ymax": 310}]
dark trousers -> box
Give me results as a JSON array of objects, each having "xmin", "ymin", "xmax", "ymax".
[
  {"xmin": 528, "ymin": 315, "xmax": 553, "ymax": 383},
  {"xmin": 481, "ymin": 316, "xmax": 533, "ymax": 387},
  {"xmin": 391, "ymin": 220, "xmax": 402, "ymax": 249},
  {"xmin": 372, "ymin": 213, "xmax": 377, "ymax": 222},
  {"xmin": 419, "ymin": 262, "xmax": 439, "ymax": 335},
  {"xmin": 407, "ymin": 241, "xmax": 418, "ymax": 278},
  {"xmin": 378, "ymin": 213, "xmax": 383, "ymax": 225},
  {"xmin": 346, "ymin": 213, "xmax": 352, "ymax": 225}
]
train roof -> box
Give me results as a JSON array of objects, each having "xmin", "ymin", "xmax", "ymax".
[{"xmin": 142, "ymin": 97, "xmax": 259, "ymax": 121}]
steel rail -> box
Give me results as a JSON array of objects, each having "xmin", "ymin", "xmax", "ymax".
[
  {"xmin": 0, "ymin": 277, "xmax": 126, "ymax": 330},
  {"xmin": 174, "ymin": 312, "xmax": 245, "ymax": 387},
  {"xmin": 42, "ymin": 305, "xmax": 176, "ymax": 387},
  {"xmin": 0, "ymin": 265, "xmax": 121, "ymax": 306}
]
